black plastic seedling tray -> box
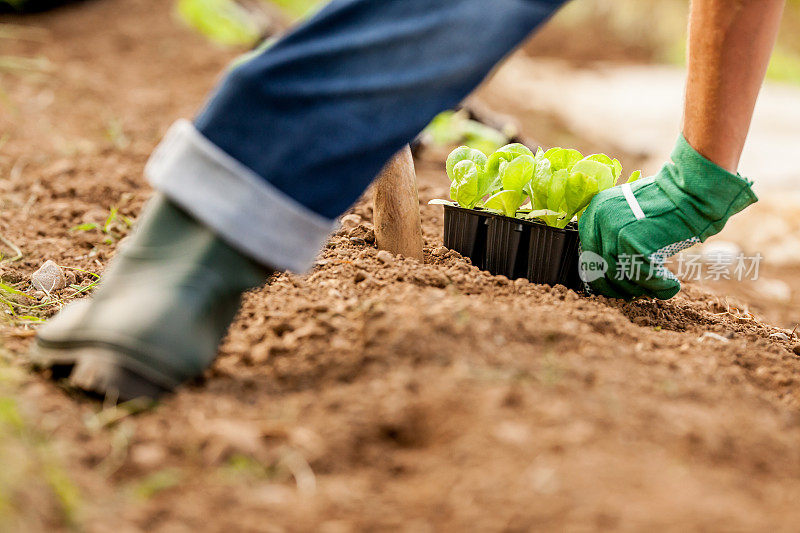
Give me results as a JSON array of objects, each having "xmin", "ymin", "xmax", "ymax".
[
  {"xmin": 485, "ymin": 216, "xmax": 531, "ymax": 280},
  {"xmin": 526, "ymin": 219, "xmax": 582, "ymax": 290},
  {"xmin": 442, "ymin": 204, "xmax": 495, "ymax": 270},
  {"xmin": 443, "ymin": 205, "xmax": 583, "ymax": 291}
]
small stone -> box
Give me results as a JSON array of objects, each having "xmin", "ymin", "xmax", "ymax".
[
  {"xmin": 376, "ymin": 250, "xmax": 394, "ymax": 265},
  {"xmin": 31, "ymin": 260, "xmax": 66, "ymax": 292},
  {"xmin": 792, "ymin": 344, "xmax": 800, "ymax": 356},
  {"xmin": 769, "ymin": 332, "xmax": 790, "ymax": 341},
  {"xmin": 699, "ymin": 332, "xmax": 729, "ymax": 343},
  {"xmin": 32, "ymin": 290, "xmax": 46, "ymax": 300},
  {"xmin": 64, "ymin": 270, "xmax": 76, "ymax": 286},
  {"xmin": 340, "ymin": 214, "xmax": 361, "ymax": 231},
  {"xmin": 433, "ymin": 245, "xmax": 449, "ymax": 257}
]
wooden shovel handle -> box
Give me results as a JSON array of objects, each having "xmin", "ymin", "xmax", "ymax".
[{"xmin": 373, "ymin": 145, "xmax": 424, "ymax": 261}]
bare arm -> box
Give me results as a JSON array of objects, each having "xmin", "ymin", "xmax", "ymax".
[{"xmin": 683, "ymin": 0, "xmax": 785, "ymax": 172}]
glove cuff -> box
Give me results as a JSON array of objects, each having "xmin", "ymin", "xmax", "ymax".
[{"xmin": 663, "ymin": 135, "xmax": 758, "ymax": 223}]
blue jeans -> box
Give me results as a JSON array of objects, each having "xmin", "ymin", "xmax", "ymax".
[{"xmin": 145, "ymin": 0, "xmax": 568, "ymax": 272}]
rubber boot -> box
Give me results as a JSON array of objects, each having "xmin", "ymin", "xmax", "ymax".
[{"xmin": 30, "ymin": 194, "xmax": 273, "ymax": 401}]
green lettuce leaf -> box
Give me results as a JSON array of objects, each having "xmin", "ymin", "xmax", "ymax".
[
  {"xmin": 485, "ymin": 143, "xmax": 534, "ymax": 187},
  {"xmin": 445, "ymin": 146, "xmax": 490, "ymax": 209},
  {"xmin": 500, "ymin": 154, "xmax": 535, "ymax": 193},
  {"xmin": 544, "ymin": 147, "xmax": 583, "ymax": 172},
  {"xmin": 449, "ymin": 160, "xmax": 482, "ymax": 209},
  {"xmin": 484, "ymin": 190, "xmax": 526, "ymax": 218},
  {"xmin": 564, "ymin": 171, "xmax": 599, "ymax": 221},
  {"xmin": 584, "ymin": 154, "xmax": 622, "ymax": 184},
  {"xmin": 626, "ymin": 170, "xmax": 643, "ymax": 184},
  {"xmin": 571, "ymin": 158, "xmax": 615, "ymax": 191}
]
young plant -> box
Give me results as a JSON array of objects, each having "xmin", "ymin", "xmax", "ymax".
[
  {"xmin": 525, "ymin": 147, "xmax": 641, "ymax": 228},
  {"xmin": 445, "ymin": 146, "xmax": 490, "ymax": 209},
  {"xmin": 437, "ymin": 143, "xmax": 641, "ymax": 228},
  {"xmin": 484, "ymin": 151, "xmax": 535, "ymax": 217}
]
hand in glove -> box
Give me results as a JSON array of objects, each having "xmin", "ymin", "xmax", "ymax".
[{"xmin": 578, "ymin": 135, "xmax": 757, "ymax": 300}]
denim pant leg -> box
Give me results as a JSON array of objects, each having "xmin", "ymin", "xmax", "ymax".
[{"xmin": 145, "ymin": 0, "xmax": 568, "ymax": 272}]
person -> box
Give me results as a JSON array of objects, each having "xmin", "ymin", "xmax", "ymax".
[{"xmin": 31, "ymin": 0, "xmax": 784, "ymax": 401}]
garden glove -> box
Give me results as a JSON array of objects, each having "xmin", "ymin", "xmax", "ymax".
[{"xmin": 578, "ymin": 135, "xmax": 757, "ymax": 300}]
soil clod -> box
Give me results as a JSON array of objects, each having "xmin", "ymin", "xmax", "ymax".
[{"xmin": 376, "ymin": 250, "xmax": 394, "ymax": 265}]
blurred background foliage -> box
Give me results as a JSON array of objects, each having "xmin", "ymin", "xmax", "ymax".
[
  {"xmin": 176, "ymin": 0, "xmax": 800, "ymax": 84},
  {"xmin": 532, "ymin": 0, "xmax": 800, "ymax": 84}
]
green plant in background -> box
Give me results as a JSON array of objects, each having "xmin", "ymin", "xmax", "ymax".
[
  {"xmin": 423, "ymin": 110, "xmax": 510, "ymax": 156},
  {"xmin": 176, "ymin": 0, "xmax": 326, "ymax": 47},
  {"xmin": 765, "ymin": 47, "xmax": 800, "ymax": 85},
  {"xmin": 553, "ymin": 0, "xmax": 800, "ymax": 86},
  {"xmin": 435, "ymin": 143, "xmax": 640, "ymax": 228},
  {"xmin": 269, "ymin": 0, "xmax": 323, "ymax": 20},
  {"xmin": 176, "ymin": 0, "xmax": 263, "ymax": 46}
]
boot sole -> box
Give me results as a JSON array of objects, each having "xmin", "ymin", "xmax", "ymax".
[{"xmin": 29, "ymin": 344, "xmax": 172, "ymax": 402}]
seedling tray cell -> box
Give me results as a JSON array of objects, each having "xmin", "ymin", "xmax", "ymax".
[{"xmin": 442, "ymin": 205, "xmax": 494, "ymax": 270}]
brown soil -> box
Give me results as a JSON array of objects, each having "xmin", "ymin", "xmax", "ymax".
[{"xmin": 3, "ymin": 1, "xmax": 800, "ymax": 531}]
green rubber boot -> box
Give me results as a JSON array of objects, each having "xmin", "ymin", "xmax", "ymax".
[{"xmin": 31, "ymin": 194, "xmax": 273, "ymax": 401}]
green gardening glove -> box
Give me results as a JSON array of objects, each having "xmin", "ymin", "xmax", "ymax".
[{"xmin": 578, "ymin": 135, "xmax": 758, "ymax": 300}]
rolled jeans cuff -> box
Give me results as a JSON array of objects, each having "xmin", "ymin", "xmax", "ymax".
[{"xmin": 145, "ymin": 120, "xmax": 337, "ymax": 273}]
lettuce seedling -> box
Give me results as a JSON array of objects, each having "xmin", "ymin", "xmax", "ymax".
[
  {"xmin": 543, "ymin": 147, "xmax": 583, "ymax": 172},
  {"xmin": 445, "ymin": 146, "xmax": 490, "ymax": 209},
  {"xmin": 485, "ymin": 143, "xmax": 535, "ymax": 184},
  {"xmin": 524, "ymin": 147, "xmax": 640, "ymax": 228},
  {"xmin": 484, "ymin": 153, "xmax": 535, "ymax": 217}
]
